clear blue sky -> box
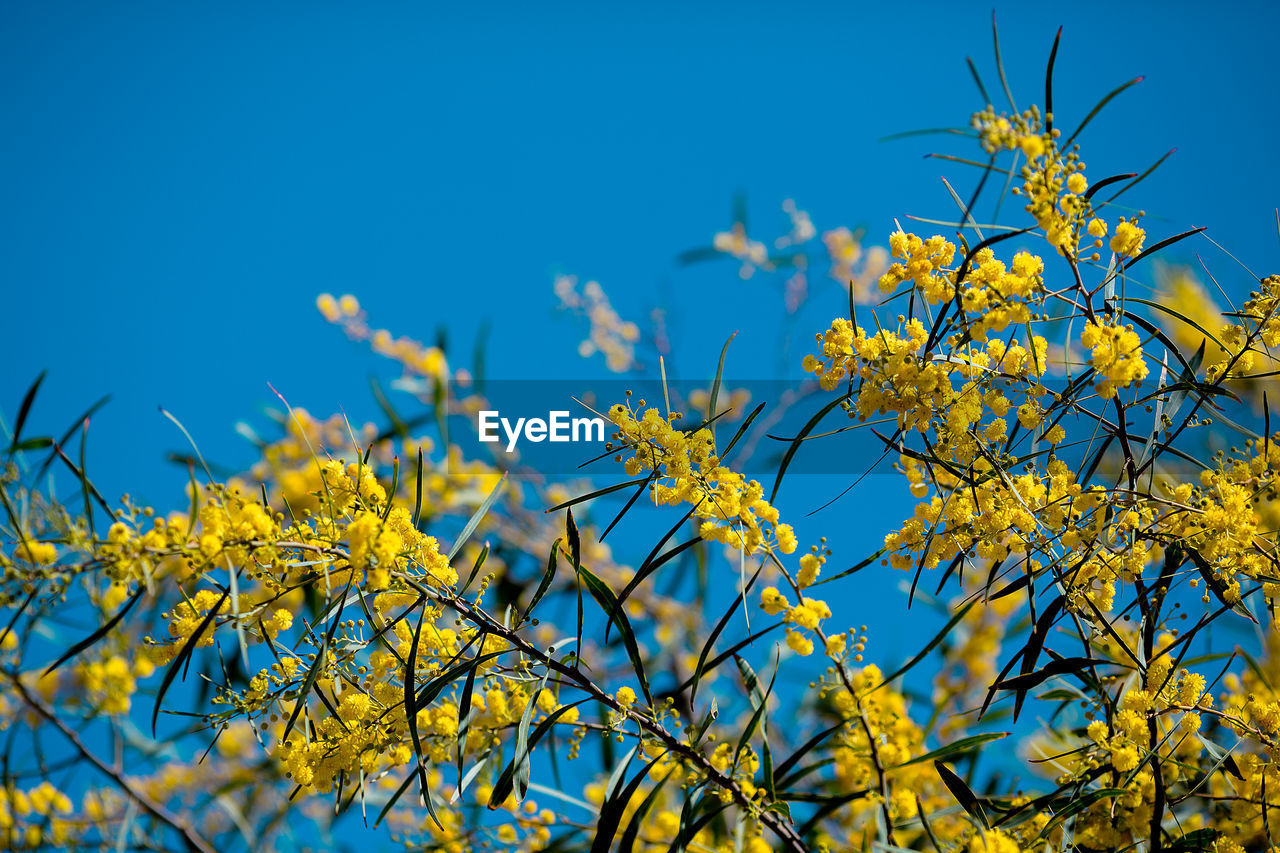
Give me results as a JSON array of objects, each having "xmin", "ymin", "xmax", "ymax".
[{"xmin": 4, "ymin": 1, "xmax": 1278, "ymax": 504}]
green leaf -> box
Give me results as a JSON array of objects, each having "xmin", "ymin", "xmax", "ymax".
[
  {"xmin": 718, "ymin": 402, "xmax": 766, "ymax": 461},
  {"xmin": 690, "ymin": 564, "xmax": 764, "ymax": 706},
  {"xmin": 618, "ymin": 768, "xmax": 675, "ymax": 853},
  {"xmin": 488, "ymin": 700, "xmax": 589, "ymax": 809},
  {"xmin": 732, "ymin": 653, "xmax": 777, "ymax": 775},
  {"xmin": 44, "ymin": 586, "xmax": 147, "ymax": 675},
  {"xmin": 32, "ymin": 393, "xmax": 110, "ymax": 480},
  {"xmin": 874, "ymin": 601, "xmax": 976, "ymax": 692},
  {"xmin": 897, "ymin": 733, "xmax": 1009, "ymax": 768},
  {"xmin": 773, "ymin": 720, "xmax": 845, "ymax": 785},
  {"xmin": 447, "ymin": 472, "xmax": 507, "ymax": 561},
  {"xmin": 1064, "ymin": 76, "xmax": 1143, "ymax": 148},
  {"xmin": 1121, "ymin": 226, "xmax": 1207, "ymax": 272},
  {"xmin": 607, "ymin": 502, "xmax": 701, "ymax": 642},
  {"xmin": 511, "ymin": 673, "xmax": 550, "ymax": 801},
  {"xmin": 7, "ymin": 371, "xmax": 46, "ymax": 461},
  {"xmin": 707, "ymin": 331, "xmax": 736, "ymax": 448},
  {"xmin": 153, "ymin": 590, "xmax": 229, "ymax": 735},
  {"xmin": 545, "ymin": 478, "xmax": 650, "ymax": 513},
  {"xmin": 1043, "ymin": 26, "xmax": 1061, "ymax": 130},
  {"xmin": 7, "ymin": 437, "xmax": 51, "ymax": 453},
  {"xmin": 935, "ymin": 761, "xmax": 988, "ymax": 830},
  {"xmin": 522, "ymin": 537, "xmax": 561, "ymax": 624},
  {"xmin": 579, "ymin": 565, "xmax": 652, "ymax": 706},
  {"xmin": 1102, "ymin": 148, "xmax": 1175, "ymax": 204},
  {"xmin": 990, "ymin": 11, "xmax": 1015, "ymax": 112},
  {"xmin": 281, "ymin": 581, "xmax": 353, "ymax": 744},
  {"xmin": 404, "ymin": 602, "xmax": 438, "ymax": 825},
  {"xmin": 769, "ymin": 394, "xmax": 849, "ymax": 503},
  {"xmin": 412, "ymin": 448, "xmax": 425, "ymax": 529},
  {"xmin": 1039, "ymin": 788, "xmax": 1127, "ymax": 835},
  {"xmin": 993, "ymin": 656, "xmax": 1099, "ymax": 692},
  {"xmin": 372, "ymin": 767, "xmax": 418, "ymax": 829},
  {"xmin": 1167, "ymin": 829, "xmax": 1219, "ymax": 853},
  {"xmin": 593, "ymin": 749, "xmax": 673, "ymax": 853}
]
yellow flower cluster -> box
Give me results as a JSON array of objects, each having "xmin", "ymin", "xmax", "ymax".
[
  {"xmin": 0, "ymin": 781, "xmax": 75, "ymax": 848},
  {"xmin": 885, "ymin": 456, "xmax": 1080, "ymax": 572},
  {"xmin": 554, "ymin": 275, "xmax": 641, "ymax": 372},
  {"xmin": 972, "ymin": 104, "xmax": 1050, "ymax": 159},
  {"xmin": 804, "ymin": 312, "xmax": 1049, "ymax": 448},
  {"xmin": 76, "ymin": 654, "xmax": 139, "ymax": 714},
  {"xmin": 1030, "ymin": 632, "xmax": 1219, "ymax": 849},
  {"xmin": 1109, "ymin": 218, "xmax": 1146, "ymax": 257},
  {"xmin": 318, "ymin": 292, "xmax": 449, "ymax": 379},
  {"xmin": 759, "ymin": 585, "xmax": 831, "ymax": 656},
  {"xmin": 712, "ymin": 222, "xmax": 770, "ymax": 278},
  {"xmin": 823, "ymin": 226, "xmax": 890, "ymax": 301},
  {"xmin": 878, "ymin": 231, "xmax": 957, "ymax": 302},
  {"xmin": 1080, "ymin": 318, "xmax": 1148, "ymax": 399},
  {"xmin": 269, "ymin": 623, "xmax": 527, "ymax": 794},
  {"xmin": 607, "ymin": 400, "xmax": 796, "ymax": 555},
  {"xmin": 973, "ymin": 105, "xmax": 1102, "ymax": 256},
  {"xmin": 956, "ymin": 248, "xmax": 1045, "ymax": 342},
  {"xmin": 1208, "ymin": 274, "xmax": 1280, "ymax": 385},
  {"xmin": 822, "ymin": 664, "xmax": 968, "ymax": 841},
  {"xmin": 12, "ymin": 538, "xmax": 57, "ymax": 565},
  {"xmin": 870, "ymin": 230, "xmax": 1048, "ymax": 343}
]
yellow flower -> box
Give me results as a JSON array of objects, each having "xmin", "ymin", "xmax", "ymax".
[
  {"xmin": 797, "ymin": 552, "xmax": 824, "ymax": 587},
  {"xmin": 760, "ymin": 587, "xmax": 791, "ymax": 616},
  {"xmin": 1081, "ymin": 319, "xmax": 1148, "ymax": 398},
  {"xmin": 785, "ymin": 629, "xmax": 814, "ymax": 656},
  {"xmin": 1109, "ymin": 220, "xmax": 1146, "ymax": 257},
  {"xmin": 14, "ymin": 540, "xmax": 57, "ymax": 565}
]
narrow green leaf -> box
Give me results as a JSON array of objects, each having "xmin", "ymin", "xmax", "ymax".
[
  {"xmin": 522, "ymin": 538, "xmax": 561, "ymax": 623},
  {"xmin": 281, "ymin": 581, "xmax": 352, "ymax": 744},
  {"xmin": 690, "ymin": 564, "xmax": 763, "ymax": 706},
  {"xmin": 769, "ymin": 394, "xmax": 849, "ymax": 503},
  {"xmin": 607, "ymin": 501, "xmax": 701, "ymax": 642},
  {"xmin": 488, "ymin": 701, "xmax": 589, "ymax": 808},
  {"xmin": 153, "ymin": 591, "xmax": 228, "ymax": 735},
  {"xmin": 44, "ymin": 586, "xmax": 146, "ymax": 675},
  {"xmin": 592, "ymin": 749, "xmax": 671, "ymax": 853},
  {"xmin": 994, "ymin": 656, "xmax": 1100, "ymax": 692},
  {"xmin": 7, "ymin": 371, "xmax": 46, "ymax": 461},
  {"xmin": 512, "ymin": 673, "xmax": 550, "ymax": 801},
  {"xmin": 545, "ymin": 478, "xmax": 648, "ymax": 513},
  {"xmin": 448, "ymin": 472, "xmax": 507, "ymax": 562},
  {"xmin": 412, "ymin": 448, "xmax": 424, "ymax": 528},
  {"xmin": 579, "ymin": 566, "xmax": 652, "ymax": 706},
  {"xmin": 618, "ymin": 768, "xmax": 675, "ymax": 853},
  {"xmin": 707, "ymin": 331, "xmax": 737, "ymax": 448},
  {"xmin": 897, "ymin": 733, "xmax": 1010, "ymax": 768},
  {"xmin": 935, "ymin": 761, "xmax": 989, "ymax": 830},
  {"xmin": 1064, "ymin": 76, "xmax": 1143, "ymax": 148},
  {"xmin": 1043, "ymin": 26, "xmax": 1061, "ymax": 131},
  {"xmin": 874, "ymin": 601, "xmax": 976, "ymax": 692}
]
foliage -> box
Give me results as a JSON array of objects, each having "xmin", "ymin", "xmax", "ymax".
[{"xmin": 4, "ymin": 23, "xmax": 1280, "ymax": 853}]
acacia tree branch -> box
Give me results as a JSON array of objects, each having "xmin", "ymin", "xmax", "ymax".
[
  {"xmin": 249, "ymin": 537, "xmax": 810, "ymax": 850},
  {"xmin": 4, "ymin": 669, "xmax": 217, "ymax": 853},
  {"xmin": 410, "ymin": 577, "xmax": 812, "ymax": 853}
]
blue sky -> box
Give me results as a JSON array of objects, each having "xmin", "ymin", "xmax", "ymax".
[{"xmin": 4, "ymin": 2, "xmax": 1279, "ymax": 506}]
